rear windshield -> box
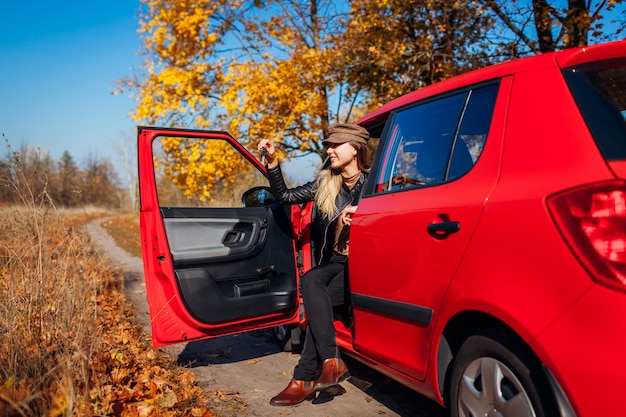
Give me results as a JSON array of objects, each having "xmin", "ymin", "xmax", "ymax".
[{"xmin": 564, "ymin": 59, "xmax": 626, "ymax": 161}]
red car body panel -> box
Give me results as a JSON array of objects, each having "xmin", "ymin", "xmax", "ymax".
[
  {"xmin": 139, "ymin": 40, "xmax": 626, "ymax": 416},
  {"xmin": 531, "ymin": 285, "xmax": 626, "ymax": 416}
]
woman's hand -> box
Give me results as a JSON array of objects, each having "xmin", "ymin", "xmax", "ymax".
[
  {"xmin": 257, "ymin": 139, "xmax": 278, "ymax": 168},
  {"xmin": 339, "ymin": 205, "xmax": 358, "ymax": 226}
]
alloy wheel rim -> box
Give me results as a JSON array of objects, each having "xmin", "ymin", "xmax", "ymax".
[{"xmin": 457, "ymin": 357, "xmax": 536, "ymax": 417}]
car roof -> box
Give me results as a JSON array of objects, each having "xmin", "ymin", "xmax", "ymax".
[{"xmin": 358, "ymin": 39, "xmax": 626, "ymax": 128}]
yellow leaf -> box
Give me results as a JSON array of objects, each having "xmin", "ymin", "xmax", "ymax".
[
  {"xmin": 2, "ymin": 375, "xmax": 14, "ymax": 389},
  {"xmin": 111, "ymin": 350, "xmax": 124, "ymax": 362}
]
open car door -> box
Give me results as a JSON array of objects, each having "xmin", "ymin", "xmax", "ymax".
[{"xmin": 138, "ymin": 127, "xmax": 300, "ymax": 347}]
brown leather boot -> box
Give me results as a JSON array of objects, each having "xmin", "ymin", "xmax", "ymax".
[
  {"xmin": 269, "ymin": 378, "xmax": 315, "ymax": 406},
  {"xmin": 314, "ymin": 358, "xmax": 350, "ymax": 391}
]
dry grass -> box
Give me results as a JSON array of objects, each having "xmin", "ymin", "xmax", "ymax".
[
  {"xmin": 0, "ymin": 204, "xmax": 225, "ymax": 416},
  {"xmin": 0, "ymin": 204, "xmax": 106, "ymax": 415}
]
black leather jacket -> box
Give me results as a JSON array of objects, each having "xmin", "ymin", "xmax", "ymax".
[{"xmin": 267, "ymin": 163, "xmax": 368, "ymax": 263}]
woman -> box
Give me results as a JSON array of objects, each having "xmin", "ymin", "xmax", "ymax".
[{"xmin": 258, "ymin": 123, "xmax": 371, "ymax": 406}]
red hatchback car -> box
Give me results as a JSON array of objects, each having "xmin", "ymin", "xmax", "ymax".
[{"xmin": 138, "ymin": 40, "xmax": 626, "ymax": 417}]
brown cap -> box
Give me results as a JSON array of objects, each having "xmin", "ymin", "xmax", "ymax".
[{"xmin": 323, "ymin": 123, "xmax": 370, "ymax": 144}]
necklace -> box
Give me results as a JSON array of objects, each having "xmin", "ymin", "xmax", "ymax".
[{"xmin": 342, "ymin": 170, "xmax": 361, "ymax": 189}]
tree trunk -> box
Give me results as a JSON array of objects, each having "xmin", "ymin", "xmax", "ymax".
[
  {"xmin": 566, "ymin": 0, "xmax": 589, "ymax": 47},
  {"xmin": 532, "ymin": 0, "xmax": 557, "ymax": 52}
]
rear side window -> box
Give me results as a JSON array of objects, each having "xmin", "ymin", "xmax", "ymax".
[
  {"xmin": 373, "ymin": 83, "xmax": 499, "ymax": 193},
  {"xmin": 564, "ymin": 59, "xmax": 626, "ymax": 161}
]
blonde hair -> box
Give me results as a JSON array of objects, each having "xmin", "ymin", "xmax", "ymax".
[
  {"xmin": 314, "ymin": 141, "xmax": 370, "ymax": 218},
  {"xmin": 315, "ymin": 169, "xmax": 343, "ymax": 218}
]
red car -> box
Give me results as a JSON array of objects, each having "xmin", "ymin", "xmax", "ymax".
[{"xmin": 138, "ymin": 40, "xmax": 626, "ymax": 417}]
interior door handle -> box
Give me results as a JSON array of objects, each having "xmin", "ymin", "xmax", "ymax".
[
  {"xmin": 222, "ymin": 230, "xmax": 244, "ymax": 245},
  {"xmin": 427, "ymin": 221, "xmax": 460, "ymax": 239}
]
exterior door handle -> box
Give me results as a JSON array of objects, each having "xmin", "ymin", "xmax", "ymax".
[{"xmin": 427, "ymin": 221, "xmax": 460, "ymax": 239}]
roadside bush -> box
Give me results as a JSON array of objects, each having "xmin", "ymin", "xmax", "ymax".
[{"xmin": 0, "ymin": 203, "xmax": 108, "ymax": 415}]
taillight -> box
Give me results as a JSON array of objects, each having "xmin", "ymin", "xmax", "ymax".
[{"xmin": 548, "ymin": 181, "xmax": 626, "ymax": 292}]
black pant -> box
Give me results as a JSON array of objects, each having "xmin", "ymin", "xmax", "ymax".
[{"xmin": 293, "ymin": 258, "xmax": 347, "ymax": 381}]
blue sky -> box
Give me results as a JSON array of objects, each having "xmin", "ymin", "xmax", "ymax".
[{"xmin": 0, "ymin": 1, "xmax": 142, "ymax": 179}]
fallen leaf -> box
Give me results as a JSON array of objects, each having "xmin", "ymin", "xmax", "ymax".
[
  {"xmin": 159, "ymin": 389, "xmax": 179, "ymax": 408},
  {"xmin": 216, "ymin": 389, "xmax": 241, "ymax": 402}
]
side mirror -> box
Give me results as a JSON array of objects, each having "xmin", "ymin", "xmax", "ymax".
[{"xmin": 242, "ymin": 186, "xmax": 276, "ymax": 208}]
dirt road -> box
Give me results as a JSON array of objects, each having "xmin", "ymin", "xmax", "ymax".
[{"xmin": 87, "ymin": 220, "xmax": 448, "ymax": 417}]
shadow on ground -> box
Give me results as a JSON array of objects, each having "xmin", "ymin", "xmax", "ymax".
[
  {"xmin": 177, "ymin": 330, "xmax": 282, "ymax": 367},
  {"xmin": 176, "ymin": 329, "xmax": 448, "ymax": 417}
]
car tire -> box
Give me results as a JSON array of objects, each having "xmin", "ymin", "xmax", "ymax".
[{"xmin": 449, "ymin": 329, "xmax": 557, "ymax": 417}]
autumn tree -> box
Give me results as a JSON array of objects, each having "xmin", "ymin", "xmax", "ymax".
[
  {"xmin": 0, "ymin": 157, "xmax": 13, "ymax": 204},
  {"xmin": 0, "ymin": 145, "xmax": 42, "ymax": 205},
  {"xmin": 54, "ymin": 151, "xmax": 81, "ymax": 206},
  {"xmin": 0, "ymin": 131, "xmax": 126, "ymax": 209},
  {"xmin": 154, "ymin": 136, "xmax": 248, "ymax": 202},
  {"xmin": 123, "ymin": 0, "xmax": 353, "ymax": 160},
  {"xmin": 80, "ymin": 154, "xmax": 122, "ymax": 208},
  {"xmin": 121, "ymin": 0, "xmax": 355, "ymax": 200},
  {"xmin": 339, "ymin": 0, "xmax": 495, "ymax": 107},
  {"xmin": 479, "ymin": 0, "xmax": 625, "ymax": 57},
  {"xmin": 1, "ymin": 145, "xmax": 55, "ymax": 206}
]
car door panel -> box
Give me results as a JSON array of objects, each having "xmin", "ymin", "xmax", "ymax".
[
  {"xmin": 138, "ymin": 127, "xmax": 300, "ymax": 347},
  {"xmin": 350, "ymin": 181, "xmax": 490, "ymax": 379},
  {"xmin": 350, "ymin": 79, "xmax": 508, "ymax": 381},
  {"xmin": 162, "ymin": 206, "xmax": 297, "ymax": 325}
]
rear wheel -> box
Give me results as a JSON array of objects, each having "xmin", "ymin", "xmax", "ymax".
[{"xmin": 449, "ymin": 330, "xmax": 557, "ymax": 417}]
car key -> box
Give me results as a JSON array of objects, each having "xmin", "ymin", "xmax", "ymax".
[{"xmin": 260, "ymin": 147, "xmax": 267, "ymax": 166}]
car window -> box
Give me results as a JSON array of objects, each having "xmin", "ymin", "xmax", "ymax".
[
  {"xmin": 449, "ymin": 84, "xmax": 499, "ymax": 180},
  {"xmin": 374, "ymin": 83, "xmax": 499, "ymax": 193},
  {"xmin": 152, "ymin": 136, "xmax": 268, "ymax": 208},
  {"xmin": 563, "ymin": 59, "xmax": 626, "ymax": 161}
]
